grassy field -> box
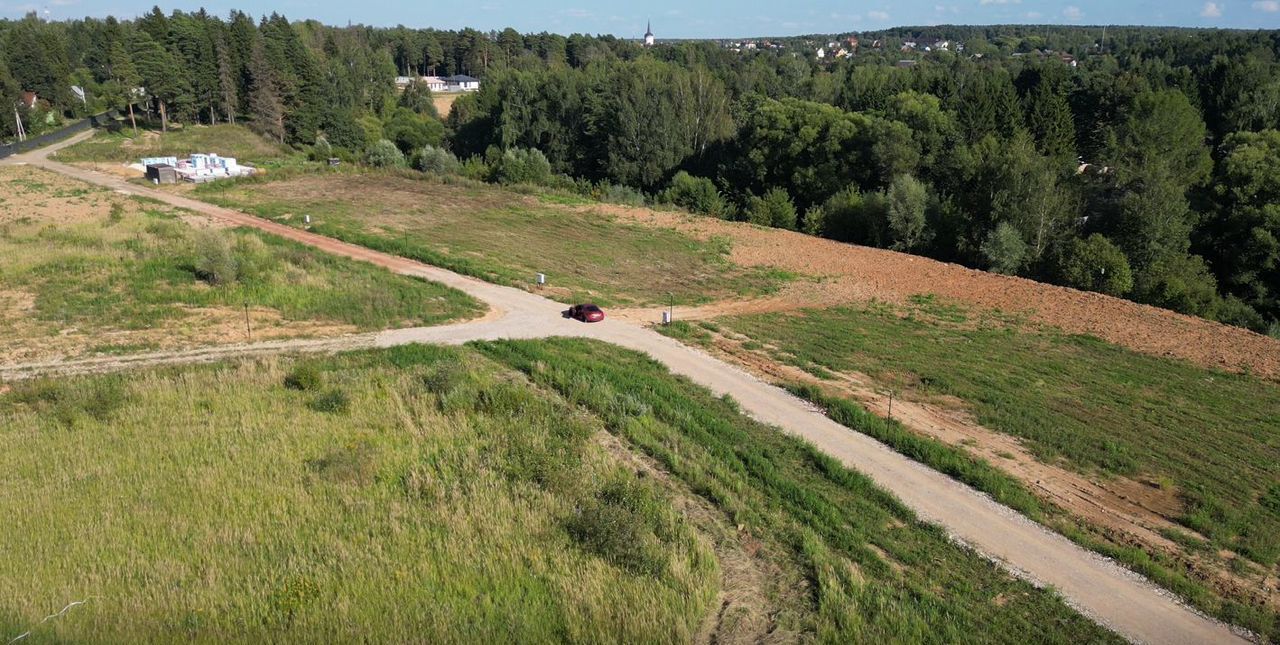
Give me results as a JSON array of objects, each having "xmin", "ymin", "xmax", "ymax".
[
  {"xmin": 195, "ymin": 172, "xmax": 792, "ymax": 307},
  {"xmin": 685, "ymin": 298, "xmax": 1280, "ymax": 638},
  {"xmin": 52, "ymin": 124, "xmax": 294, "ymax": 167},
  {"xmin": 0, "ymin": 166, "xmax": 481, "ymax": 361},
  {"xmin": 0, "ymin": 341, "xmax": 1121, "ymax": 642}
]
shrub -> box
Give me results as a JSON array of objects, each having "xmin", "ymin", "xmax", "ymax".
[
  {"xmin": 801, "ymin": 205, "xmax": 826, "ymax": 236},
  {"xmin": 364, "ymin": 139, "xmax": 406, "ymax": 168},
  {"xmin": 981, "ymin": 222, "xmax": 1028, "ymax": 275},
  {"xmin": 310, "ymin": 135, "xmax": 333, "ymax": 162},
  {"xmin": 193, "ymin": 229, "xmax": 238, "ymax": 285},
  {"xmin": 662, "ymin": 171, "xmax": 730, "ymax": 218},
  {"xmin": 1133, "ymin": 253, "xmax": 1220, "ymax": 317},
  {"xmin": 284, "ymin": 364, "xmax": 323, "ymax": 391},
  {"xmin": 492, "ymin": 147, "xmax": 553, "ymax": 186},
  {"xmin": 306, "ymin": 439, "xmax": 378, "ymax": 485},
  {"xmin": 1057, "ymin": 233, "xmax": 1134, "ymax": 296},
  {"xmin": 746, "ymin": 187, "xmax": 798, "ymax": 230},
  {"xmin": 309, "ymin": 388, "xmax": 351, "ymax": 414},
  {"xmin": 460, "ymin": 156, "xmax": 489, "ymax": 181},
  {"xmin": 600, "ymin": 183, "xmax": 646, "ymax": 207},
  {"xmin": 564, "ymin": 479, "xmax": 670, "ymax": 576},
  {"xmin": 411, "ymin": 145, "xmax": 461, "ymax": 175}
]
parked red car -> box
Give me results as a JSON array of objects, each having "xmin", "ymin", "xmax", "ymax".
[{"xmin": 568, "ymin": 303, "xmax": 605, "ymax": 322}]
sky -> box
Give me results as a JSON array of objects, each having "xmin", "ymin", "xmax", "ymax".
[{"xmin": 2, "ymin": 0, "xmax": 1278, "ymax": 35}]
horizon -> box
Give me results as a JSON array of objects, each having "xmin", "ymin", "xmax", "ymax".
[{"xmin": 2, "ymin": 0, "xmax": 1278, "ymax": 36}]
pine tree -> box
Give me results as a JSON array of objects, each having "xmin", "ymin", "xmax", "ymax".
[
  {"xmin": 247, "ymin": 35, "xmax": 284, "ymax": 143},
  {"xmin": 1025, "ymin": 81, "xmax": 1077, "ymax": 163},
  {"xmin": 215, "ymin": 35, "xmax": 238, "ymax": 124},
  {"xmin": 128, "ymin": 29, "xmax": 190, "ymax": 131},
  {"xmin": 107, "ymin": 39, "xmax": 141, "ymax": 133}
]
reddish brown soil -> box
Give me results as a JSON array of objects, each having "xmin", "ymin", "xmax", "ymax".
[{"xmin": 592, "ymin": 205, "xmax": 1280, "ymax": 380}]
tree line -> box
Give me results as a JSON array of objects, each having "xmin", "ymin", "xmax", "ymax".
[{"xmin": 2, "ymin": 11, "xmax": 1278, "ymax": 333}]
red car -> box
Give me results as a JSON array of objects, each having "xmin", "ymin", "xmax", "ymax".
[{"xmin": 568, "ymin": 303, "xmax": 605, "ymax": 322}]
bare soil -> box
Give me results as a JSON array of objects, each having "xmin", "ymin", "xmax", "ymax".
[
  {"xmin": 433, "ymin": 93, "xmax": 461, "ymax": 118},
  {"xmin": 589, "ymin": 204, "xmax": 1280, "ymax": 380}
]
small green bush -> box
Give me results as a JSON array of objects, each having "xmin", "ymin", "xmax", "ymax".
[
  {"xmin": 364, "ymin": 139, "xmax": 406, "ymax": 168},
  {"xmin": 193, "ymin": 229, "xmax": 238, "ymax": 286},
  {"xmin": 565, "ymin": 479, "xmax": 670, "ymax": 577},
  {"xmin": 746, "ymin": 187, "xmax": 798, "ymax": 230},
  {"xmin": 492, "ymin": 147, "xmax": 553, "ymax": 186},
  {"xmin": 411, "ymin": 145, "xmax": 461, "ymax": 175},
  {"xmin": 284, "ymin": 364, "xmax": 323, "ymax": 391},
  {"xmin": 662, "ymin": 171, "xmax": 731, "ymax": 218},
  {"xmin": 306, "ymin": 439, "xmax": 378, "ymax": 485},
  {"xmin": 309, "ymin": 388, "xmax": 351, "ymax": 414},
  {"xmin": 600, "ymin": 183, "xmax": 646, "ymax": 207}
]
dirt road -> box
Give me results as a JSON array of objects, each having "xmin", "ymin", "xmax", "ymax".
[{"xmin": 1, "ymin": 134, "xmax": 1249, "ymax": 644}]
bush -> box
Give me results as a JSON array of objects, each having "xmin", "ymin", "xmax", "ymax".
[
  {"xmin": 309, "ymin": 388, "xmax": 351, "ymax": 414},
  {"xmin": 746, "ymin": 187, "xmax": 798, "ymax": 230},
  {"xmin": 1134, "ymin": 253, "xmax": 1220, "ymax": 317},
  {"xmin": 599, "ymin": 183, "xmax": 646, "ymax": 207},
  {"xmin": 981, "ymin": 222, "xmax": 1028, "ymax": 275},
  {"xmin": 820, "ymin": 188, "xmax": 888, "ymax": 245},
  {"xmin": 1057, "ymin": 234, "xmax": 1134, "ymax": 296},
  {"xmin": 309, "ymin": 135, "xmax": 333, "ymax": 162},
  {"xmin": 284, "ymin": 364, "xmax": 323, "ymax": 391},
  {"xmin": 460, "ymin": 156, "xmax": 489, "ymax": 181},
  {"xmin": 306, "ymin": 439, "xmax": 378, "ymax": 485},
  {"xmin": 491, "ymin": 147, "xmax": 553, "ymax": 186},
  {"xmin": 1214, "ymin": 295, "xmax": 1266, "ymax": 332},
  {"xmin": 193, "ymin": 229, "xmax": 238, "ymax": 285},
  {"xmin": 364, "ymin": 139, "xmax": 406, "ymax": 168},
  {"xmin": 411, "ymin": 145, "xmax": 461, "ymax": 175},
  {"xmin": 662, "ymin": 171, "xmax": 731, "ymax": 218},
  {"xmin": 801, "ymin": 205, "xmax": 826, "ymax": 236},
  {"xmin": 564, "ymin": 479, "xmax": 670, "ymax": 576}
]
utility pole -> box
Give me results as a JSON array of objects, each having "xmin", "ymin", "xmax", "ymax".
[{"xmin": 14, "ymin": 108, "xmax": 26, "ymax": 142}]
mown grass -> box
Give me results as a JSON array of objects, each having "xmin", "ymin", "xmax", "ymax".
[
  {"xmin": 0, "ymin": 345, "xmax": 717, "ymax": 642},
  {"xmin": 479, "ymin": 338, "xmax": 1122, "ymax": 643},
  {"xmin": 703, "ymin": 300, "xmax": 1280, "ymax": 639},
  {"xmin": 52, "ymin": 124, "xmax": 295, "ymax": 167},
  {"xmin": 0, "ymin": 170, "xmax": 481, "ymax": 356},
  {"xmin": 195, "ymin": 172, "xmax": 790, "ymax": 307}
]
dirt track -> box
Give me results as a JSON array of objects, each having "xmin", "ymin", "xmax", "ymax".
[
  {"xmin": 600, "ymin": 206, "xmax": 1280, "ymax": 380},
  {"xmin": 0, "ymin": 133, "xmax": 1251, "ymax": 644}
]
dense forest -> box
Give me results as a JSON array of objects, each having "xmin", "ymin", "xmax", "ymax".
[{"xmin": 3, "ymin": 10, "xmax": 1279, "ymax": 334}]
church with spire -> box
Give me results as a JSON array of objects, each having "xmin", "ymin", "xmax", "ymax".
[{"xmin": 643, "ymin": 21, "xmax": 655, "ymax": 47}]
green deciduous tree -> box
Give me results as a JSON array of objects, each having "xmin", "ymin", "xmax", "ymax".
[{"xmin": 887, "ymin": 174, "xmax": 929, "ymax": 251}]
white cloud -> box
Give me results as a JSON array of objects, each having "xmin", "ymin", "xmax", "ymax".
[
  {"xmin": 868, "ymin": 10, "xmax": 890, "ymax": 20},
  {"xmin": 980, "ymin": 0, "xmax": 1021, "ymax": 5},
  {"xmin": 1254, "ymin": 0, "xmax": 1280, "ymax": 10},
  {"xmin": 1025, "ymin": 11, "xmax": 1044, "ymax": 18},
  {"xmin": 1201, "ymin": 2, "xmax": 1224, "ymax": 16},
  {"xmin": 1062, "ymin": 5, "xmax": 1083, "ymax": 19}
]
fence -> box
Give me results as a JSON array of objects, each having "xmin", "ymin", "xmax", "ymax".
[{"xmin": 0, "ymin": 109, "xmax": 123, "ymax": 160}]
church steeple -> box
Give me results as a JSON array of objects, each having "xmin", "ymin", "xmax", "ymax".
[{"xmin": 643, "ymin": 20, "xmax": 655, "ymax": 46}]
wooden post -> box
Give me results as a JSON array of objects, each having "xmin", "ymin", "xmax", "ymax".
[
  {"xmin": 888, "ymin": 390, "xmax": 894, "ymax": 422},
  {"xmin": 244, "ymin": 302, "xmax": 251, "ymax": 342}
]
